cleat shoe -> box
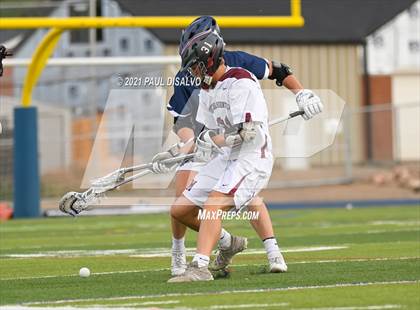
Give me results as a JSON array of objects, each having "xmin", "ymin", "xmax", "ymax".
[
  {"xmin": 168, "ymin": 261, "xmax": 214, "ymax": 283},
  {"xmin": 171, "ymin": 251, "xmax": 187, "ymax": 276},
  {"xmin": 269, "ymin": 254, "xmax": 288, "ymax": 273},
  {"xmin": 210, "ymin": 235, "xmax": 247, "ymax": 271}
]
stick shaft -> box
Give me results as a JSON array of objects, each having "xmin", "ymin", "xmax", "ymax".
[
  {"xmin": 109, "ymin": 153, "xmax": 196, "ymax": 189},
  {"xmin": 269, "ymin": 110, "xmax": 304, "ymax": 126}
]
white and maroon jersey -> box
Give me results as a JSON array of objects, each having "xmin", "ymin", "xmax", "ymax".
[{"xmin": 196, "ymin": 66, "xmax": 272, "ymax": 159}]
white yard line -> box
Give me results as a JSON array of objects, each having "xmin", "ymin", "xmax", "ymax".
[
  {"xmin": 241, "ymin": 246, "xmax": 348, "ymax": 254},
  {"xmin": 16, "ymin": 280, "xmax": 419, "ymax": 306},
  {"xmin": 1, "ymin": 307, "xmax": 150, "ymax": 310},
  {"xmin": 129, "ymin": 246, "xmax": 349, "ymax": 258},
  {"xmin": 97, "ymin": 300, "xmax": 180, "ymax": 307},
  {"xmin": 205, "ymin": 302, "xmax": 290, "ymax": 309},
  {"xmin": 0, "ymin": 245, "xmax": 348, "ymax": 259},
  {"xmin": 1, "ymin": 249, "xmax": 142, "ymax": 258},
  {"xmin": 365, "ymin": 228, "xmax": 419, "ymax": 234},
  {"xmin": 232, "ymin": 256, "xmax": 420, "ymax": 268},
  {"xmin": 4, "ymin": 300, "xmax": 182, "ymax": 310},
  {"xmin": 289, "ymin": 305, "xmax": 402, "ymax": 310},
  {"xmin": 0, "ymin": 303, "xmax": 402, "ymax": 310},
  {"xmin": 370, "ymin": 220, "xmax": 420, "ymax": 226},
  {"xmin": 1, "ymin": 256, "xmax": 418, "ymax": 281},
  {"xmin": 0, "ymin": 268, "xmax": 168, "ymax": 281}
]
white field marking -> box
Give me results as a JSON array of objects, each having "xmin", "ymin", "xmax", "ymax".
[
  {"xmin": 232, "ymin": 256, "xmax": 420, "ymax": 268},
  {"xmin": 0, "ymin": 248, "xmax": 169, "ymax": 258},
  {"xmin": 206, "ymin": 303, "xmax": 289, "ymax": 309},
  {"xmin": 0, "ymin": 245, "xmax": 348, "ymax": 259},
  {"xmin": 366, "ymin": 228, "xmax": 419, "ymax": 234},
  {"xmin": 0, "ymin": 304, "xmax": 398, "ymax": 310},
  {"xmin": 0, "ymin": 221, "xmax": 165, "ymax": 232},
  {"xmin": 129, "ymin": 246, "xmax": 348, "ymax": 258},
  {"xmin": 203, "ymin": 303, "xmax": 289, "ymax": 309},
  {"xmin": 316, "ymin": 228, "xmax": 419, "ymax": 236},
  {"xmin": 2, "ymin": 256, "xmax": 418, "ymax": 281},
  {"xmin": 0, "ymin": 307, "xmax": 149, "ymax": 310},
  {"xmin": 316, "ymin": 220, "xmax": 420, "ymax": 229},
  {"xmin": 0, "ymin": 240, "xmax": 164, "ymax": 252},
  {"xmin": 18, "ymin": 280, "xmax": 419, "ymax": 306},
  {"xmin": 0, "ymin": 268, "xmax": 168, "ymax": 281},
  {"xmin": 370, "ymin": 220, "xmax": 420, "ymax": 226},
  {"xmin": 289, "ymin": 305, "xmax": 402, "ymax": 310},
  {"xmin": 96, "ymin": 300, "xmax": 180, "ymax": 307}
]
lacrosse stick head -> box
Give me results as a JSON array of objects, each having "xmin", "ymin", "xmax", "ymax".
[
  {"xmin": 59, "ymin": 190, "xmax": 98, "ymax": 216},
  {"xmin": 59, "ymin": 191, "xmax": 82, "ymax": 216}
]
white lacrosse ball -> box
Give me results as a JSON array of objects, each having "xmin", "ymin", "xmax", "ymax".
[{"xmin": 79, "ymin": 267, "xmax": 91, "ymax": 278}]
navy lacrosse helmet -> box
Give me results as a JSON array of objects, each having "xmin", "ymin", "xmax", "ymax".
[{"xmin": 179, "ymin": 16, "xmax": 221, "ymax": 56}]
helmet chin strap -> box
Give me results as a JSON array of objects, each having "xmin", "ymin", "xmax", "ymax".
[
  {"xmin": 201, "ymin": 62, "xmax": 225, "ymax": 89},
  {"xmin": 197, "ymin": 58, "xmax": 224, "ymax": 89},
  {"xmin": 203, "ymin": 75, "xmax": 213, "ymax": 86}
]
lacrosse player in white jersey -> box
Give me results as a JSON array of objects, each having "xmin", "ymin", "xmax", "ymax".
[
  {"xmin": 157, "ymin": 16, "xmax": 290, "ymax": 278},
  {"xmin": 166, "ymin": 29, "xmax": 322, "ymax": 282},
  {"xmin": 153, "ymin": 17, "xmax": 323, "ymax": 280}
]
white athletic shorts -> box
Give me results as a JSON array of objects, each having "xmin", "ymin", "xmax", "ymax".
[
  {"xmin": 183, "ymin": 152, "xmax": 273, "ymax": 210},
  {"xmin": 176, "ymin": 158, "xmax": 206, "ymax": 172}
]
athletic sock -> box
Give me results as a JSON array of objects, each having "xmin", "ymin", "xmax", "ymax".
[
  {"xmin": 192, "ymin": 253, "xmax": 210, "ymax": 267},
  {"xmin": 172, "ymin": 237, "xmax": 185, "ymax": 253},
  {"xmin": 218, "ymin": 228, "xmax": 232, "ymax": 250},
  {"xmin": 263, "ymin": 237, "xmax": 281, "ymax": 260}
]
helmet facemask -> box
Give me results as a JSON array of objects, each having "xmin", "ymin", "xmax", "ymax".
[{"xmin": 187, "ymin": 61, "xmax": 214, "ymax": 87}]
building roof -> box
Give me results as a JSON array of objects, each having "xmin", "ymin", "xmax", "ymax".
[
  {"xmin": 0, "ymin": 3, "xmax": 57, "ymax": 48},
  {"xmin": 117, "ymin": 0, "xmax": 417, "ymax": 44}
]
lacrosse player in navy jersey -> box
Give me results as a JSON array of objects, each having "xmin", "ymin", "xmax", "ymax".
[{"xmin": 151, "ymin": 16, "xmax": 323, "ymax": 277}]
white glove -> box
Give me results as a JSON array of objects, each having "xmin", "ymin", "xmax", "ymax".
[
  {"xmin": 225, "ymin": 122, "xmax": 258, "ymax": 147},
  {"xmin": 296, "ymin": 89, "xmax": 323, "ymax": 120},
  {"xmin": 194, "ymin": 130, "xmax": 222, "ymax": 163},
  {"xmin": 151, "ymin": 144, "xmax": 180, "ymax": 174},
  {"xmin": 240, "ymin": 121, "xmax": 258, "ymax": 142}
]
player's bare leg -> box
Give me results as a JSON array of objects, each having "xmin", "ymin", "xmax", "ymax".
[
  {"xmin": 170, "ymin": 191, "xmax": 241, "ymax": 277},
  {"xmin": 196, "ymin": 192, "xmax": 234, "ymax": 256},
  {"xmin": 169, "ymin": 191, "xmax": 234, "ymax": 282},
  {"xmin": 247, "ymin": 197, "xmax": 274, "ymax": 239},
  {"xmin": 171, "ymin": 170, "xmax": 197, "ymax": 239},
  {"xmin": 171, "ymin": 195, "xmax": 200, "ymax": 231},
  {"xmin": 170, "ymin": 170, "xmax": 196, "ymax": 276},
  {"xmin": 171, "ymin": 195, "xmax": 236, "ymax": 241},
  {"xmin": 247, "ymin": 198, "xmax": 287, "ymax": 273}
]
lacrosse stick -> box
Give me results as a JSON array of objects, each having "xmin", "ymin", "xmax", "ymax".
[
  {"xmin": 59, "ymin": 110, "xmax": 305, "ymax": 216},
  {"xmin": 269, "ymin": 110, "xmax": 304, "ymax": 126},
  {"xmin": 59, "ymin": 153, "xmax": 195, "ymax": 216}
]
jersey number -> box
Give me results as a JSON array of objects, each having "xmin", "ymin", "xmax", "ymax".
[{"xmin": 201, "ymin": 42, "xmax": 212, "ymax": 54}]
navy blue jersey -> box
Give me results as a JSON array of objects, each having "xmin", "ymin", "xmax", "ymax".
[{"xmin": 168, "ymin": 50, "xmax": 269, "ymax": 134}]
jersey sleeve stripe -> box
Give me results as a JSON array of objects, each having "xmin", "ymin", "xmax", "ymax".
[{"xmin": 262, "ymin": 58, "xmax": 270, "ymax": 79}]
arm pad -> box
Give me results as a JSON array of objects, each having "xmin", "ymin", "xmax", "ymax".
[{"xmin": 268, "ymin": 61, "xmax": 293, "ymax": 86}]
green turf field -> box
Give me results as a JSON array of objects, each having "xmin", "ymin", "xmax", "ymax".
[{"xmin": 0, "ymin": 205, "xmax": 419, "ymax": 309}]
